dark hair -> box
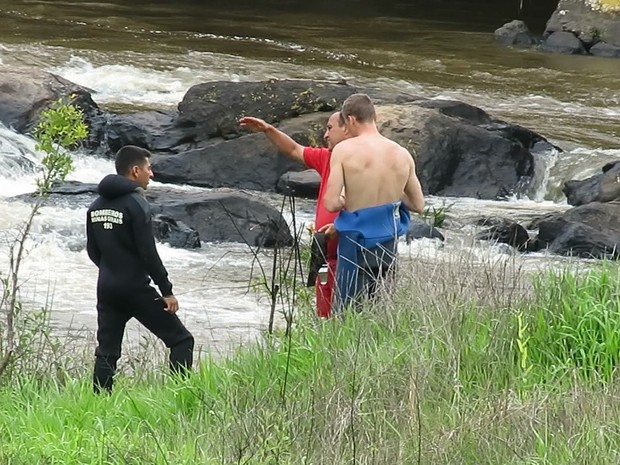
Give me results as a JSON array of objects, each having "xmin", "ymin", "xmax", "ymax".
[
  {"xmin": 115, "ymin": 145, "xmax": 151, "ymax": 176},
  {"xmin": 340, "ymin": 93, "xmax": 376, "ymax": 125}
]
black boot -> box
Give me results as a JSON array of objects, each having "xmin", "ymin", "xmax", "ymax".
[
  {"xmin": 169, "ymin": 336, "xmax": 194, "ymax": 377},
  {"xmin": 93, "ymin": 354, "xmax": 119, "ymax": 394}
]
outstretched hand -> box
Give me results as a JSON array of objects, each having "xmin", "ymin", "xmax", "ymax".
[
  {"xmin": 162, "ymin": 295, "xmax": 179, "ymax": 314},
  {"xmin": 239, "ymin": 116, "xmax": 270, "ymax": 133}
]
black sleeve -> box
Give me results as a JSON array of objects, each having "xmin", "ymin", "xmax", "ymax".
[
  {"xmin": 129, "ymin": 194, "xmax": 173, "ymax": 296},
  {"xmin": 86, "ymin": 209, "xmax": 101, "ymax": 267}
]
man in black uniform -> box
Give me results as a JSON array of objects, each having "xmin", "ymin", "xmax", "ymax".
[{"xmin": 86, "ymin": 145, "xmax": 194, "ymax": 393}]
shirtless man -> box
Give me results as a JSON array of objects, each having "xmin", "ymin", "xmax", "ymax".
[
  {"xmin": 239, "ymin": 112, "xmax": 349, "ymax": 318},
  {"xmin": 323, "ymin": 93, "xmax": 424, "ymax": 312}
]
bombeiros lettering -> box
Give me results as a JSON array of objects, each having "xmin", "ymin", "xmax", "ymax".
[{"xmin": 91, "ymin": 209, "xmax": 124, "ymax": 229}]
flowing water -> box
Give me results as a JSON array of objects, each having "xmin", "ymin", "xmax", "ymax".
[{"xmin": 0, "ymin": 0, "xmax": 619, "ymax": 356}]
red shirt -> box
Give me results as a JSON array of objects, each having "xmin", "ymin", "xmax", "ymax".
[{"xmin": 303, "ymin": 146, "xmax": 338, "ymax": 260}]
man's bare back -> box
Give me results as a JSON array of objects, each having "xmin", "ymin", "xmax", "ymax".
[
  {"xmin": 329, "ymin": 134, "xmax": 415, "ymax": 212},
  {"xmin": 324, "ymin": 94, "xmax": 424, "ymax": 214}
]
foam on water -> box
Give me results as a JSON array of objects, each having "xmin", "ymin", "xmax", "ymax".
[
  {"xmin": 49, "ymin": 52, "xmax": 347, "ymax": 107},
  {"xmin": 51, "ymin": 56, "xmax": 194, "ymax": 107}
]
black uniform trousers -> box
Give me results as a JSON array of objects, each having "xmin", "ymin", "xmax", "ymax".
[{"xmin": 93, "ymin": 285, "xmax": 194, "ymax": 393}]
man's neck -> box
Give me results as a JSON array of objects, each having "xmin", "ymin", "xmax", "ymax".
[{"xmin": 354, "ymin": 122, "xmax": 379, "ymax": 137}]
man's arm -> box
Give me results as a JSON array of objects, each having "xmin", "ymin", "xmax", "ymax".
[
  {"xmin": 239, "ymin": 117, "xmax": 305, "ymax": 164},
  {"xmin": 323, "ymin": 146, "xmax": 346, "ymax": 213},
  {"xmin": 402, "ymin": 156, "xmax": 424, "ymax": 214},
  {"xmin": 130, "ymin": 194, "xmax": 174, "ymax": 297},
  {"xmin": 85, "ymin": 211, "xmax": 101, "ymax": 267}
]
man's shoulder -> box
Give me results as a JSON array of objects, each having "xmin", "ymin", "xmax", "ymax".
[
  {"xmin": 128, "ymin": 191, "xmax": 151, "ymax": 216},
  {"xmin": 87, "ymin": 195, "xmax": 113, "ymax": 214},
  {"xmin": 331, "ymin": 138, "xmax": 355, "ymax": 154},
  {"xmin": 374, "ymin": 135, "xmax": 411, "ymax": 156}
]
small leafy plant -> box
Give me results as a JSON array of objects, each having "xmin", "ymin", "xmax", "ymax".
[
  {"xmin": 422, "ymin": 201, "xmax": 453, "ymax": 228},
  {"xmin": 34, "ymin": 97, "xmax": 89, "ymax": 195},
  {"xmin": 0, "ymin": 96, "xmax": 88, "ymax": 379}
]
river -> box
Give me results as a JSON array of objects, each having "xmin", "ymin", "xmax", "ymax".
[{"xmin": 0, "ymin": 0, "xmax": 619, "ymax": 357}]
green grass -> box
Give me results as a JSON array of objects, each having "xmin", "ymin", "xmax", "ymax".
[
  {"xmin": 1, "ymin": 262, "xmax": 620, "ymax": 464},
  {"xmin": 525, "ymin": 264, "xmax": 620, "ymax": 385}
]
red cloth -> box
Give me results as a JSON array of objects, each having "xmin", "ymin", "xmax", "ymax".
[
  {"xmin": 315, "ymin": 258, "xmax": 336, "ymax": 318},
  {"xmin": 303, "ymin": 146, "xmax": 338, "ymax": 318},
  {"xmin": 303, "ymin": 147, "xmax": 338, "ymax": 260}
]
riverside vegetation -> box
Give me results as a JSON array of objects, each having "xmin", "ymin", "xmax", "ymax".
[
  {"xmin": 1, "ymin": 105, "xmax": 620, "ymax": 464},
  {"xmin": 0, "ymin": 245, "xmax": 619, "ymax": 463}
]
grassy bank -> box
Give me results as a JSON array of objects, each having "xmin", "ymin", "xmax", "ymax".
[{"xmin": 1, "ymin": 258, "xmax": 620, "ymax": 464}]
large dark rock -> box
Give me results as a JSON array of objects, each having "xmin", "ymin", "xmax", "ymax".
[
  {"xmin": 476, "ymin": 217, "xmax": 530, "ymax": 251},
  {"xmin": 50, "ymin": 180, "xmax": 98, "ymax": 195},
  {"xmin": 535, "ymin": 202, "xmax": 620, "ymax": 259},
  {"xmin": 152, "ymin": 214, "xmax": 201, "ymax": 249},
  {"xmin": 151, "ymin": 112, "xmax": 327, "ymax": 191},
  {"xmin": 146, "ymin": 188, "xmax": 293, "ymax": 248},
  {"xmin": 16, "ymin": 182, "xmax": 293, "ymax": 248},
  {"xmin": 543, "ymin": 31, "xmax": 587, "ymax": 54},
  {"xmin": 0, "ymin": 68, "xmax": 105, "ymax": 150},
  {"xmin": 377, "ymin": 101, "xmax": 554, "ymax": 200},
  {"xmin": 563, "ymin": 161, "xmax": 620, "ymax": 206},
  {"xmin": 590, "ymin": 41, "xmax": 620, "ymax": 57},
  {"xmin": 105, "ymin": 111, "xmax": 187, "ymax": 154},
  {"xmin": 99, "ymin": 80, "xmax": 352, "ymax": 157},
  {"xmin": 151, "ymin": 135, "xmax": 297, "ymax": 190},
  {"xmin": 176, "ymin": 79, "xmax": 355, "ymax": 142},
  {"xmin": 276, "ymin": 170, "xmax": 321, "ymax": 198},
  {"xmin": 494, "ymin": 20, "xmax": 537, "ymax": 46},
  {"xmin": 545, "ymin": 0, "xmax": 620, "ymax": 49}
]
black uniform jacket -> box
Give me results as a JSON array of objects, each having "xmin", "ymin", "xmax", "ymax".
[{"xmin": 86, "ymin": 174, "xmax": 173, "ymax": 298}]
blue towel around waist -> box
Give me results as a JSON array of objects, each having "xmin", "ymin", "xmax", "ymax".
[{"xmin": 333, "ymin": 202, "xmax": 410, "ymax": 311}]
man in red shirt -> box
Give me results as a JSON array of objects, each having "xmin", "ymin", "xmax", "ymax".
[{"xmin": 239, "ymin": 113, "xmax": 348, "ymax": 317}]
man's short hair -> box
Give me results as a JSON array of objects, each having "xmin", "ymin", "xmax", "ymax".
[
  {"xmin": 340, "ymin": 93, "xmax": 376, "ymax": 125},
  {"xmin": 115, "ymin": 145, "xmax": 151, "ymax": 175}
]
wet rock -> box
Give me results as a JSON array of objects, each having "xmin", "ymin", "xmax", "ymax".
[
  {"xmin": 0, "ymin": 68, "xmax": 105, "ymax": 150},
  {"xmin": 563, "ymin": 161, "xmax": 620, "ymax": 206},
  {"xmin": 494, "ymin": 20, "xmax": 537, "ymax": 46},
  {"xmin": 276, "ymin": 170, "xmax": 320, "ymax": 198},
  {"xmin": 536, "ymin": 202, "xmax": 620, "ymax": 259},
  {"xmin": 177, "ymin": 79, "xmax": 354, "ymax": 142},
  {"xmin": 50, "ymin": 180, "xmax": 98, "ymax": 195},
  {"xmin": 152, "ymin": 214, "xmax": 201, "ymax": 249},
  {"xmin": 476, "ymin": 217, "xmax": 530, "ymax": 251},
  {"xmin": 590, "ymin": 42, "xmax": 620, "ymax": 57},
  {"xmin": 151, "ymin": 112, "xmax": 327, "ymax": 191},
  {"xmin": 105, "ymin": 111, "xmax": 186, "ymax": 155},
  {"xmin": 376, "ymin": 100, "xmax": 552, "ymax": 200},
  {"xmin": 543, "ymin": 31, "xmax": 587, "ymax": 54},
  {"xmin": 526, "ymin": 212, "xmax": 562, "ymax": 230},
  {"xmin": 15, "ymin": 182, "xmax": 293, "ymax": 248},
  {"xmin": 545, "ymin": 0, "xmax": 620, "ymax": 55},
  {"xmin": 406, "ymin": 217, "xmax": 445, "ymax": 243},
  {"xmin": 146, "ymin": 188, "xmax": 293, "ymax": 248}
]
